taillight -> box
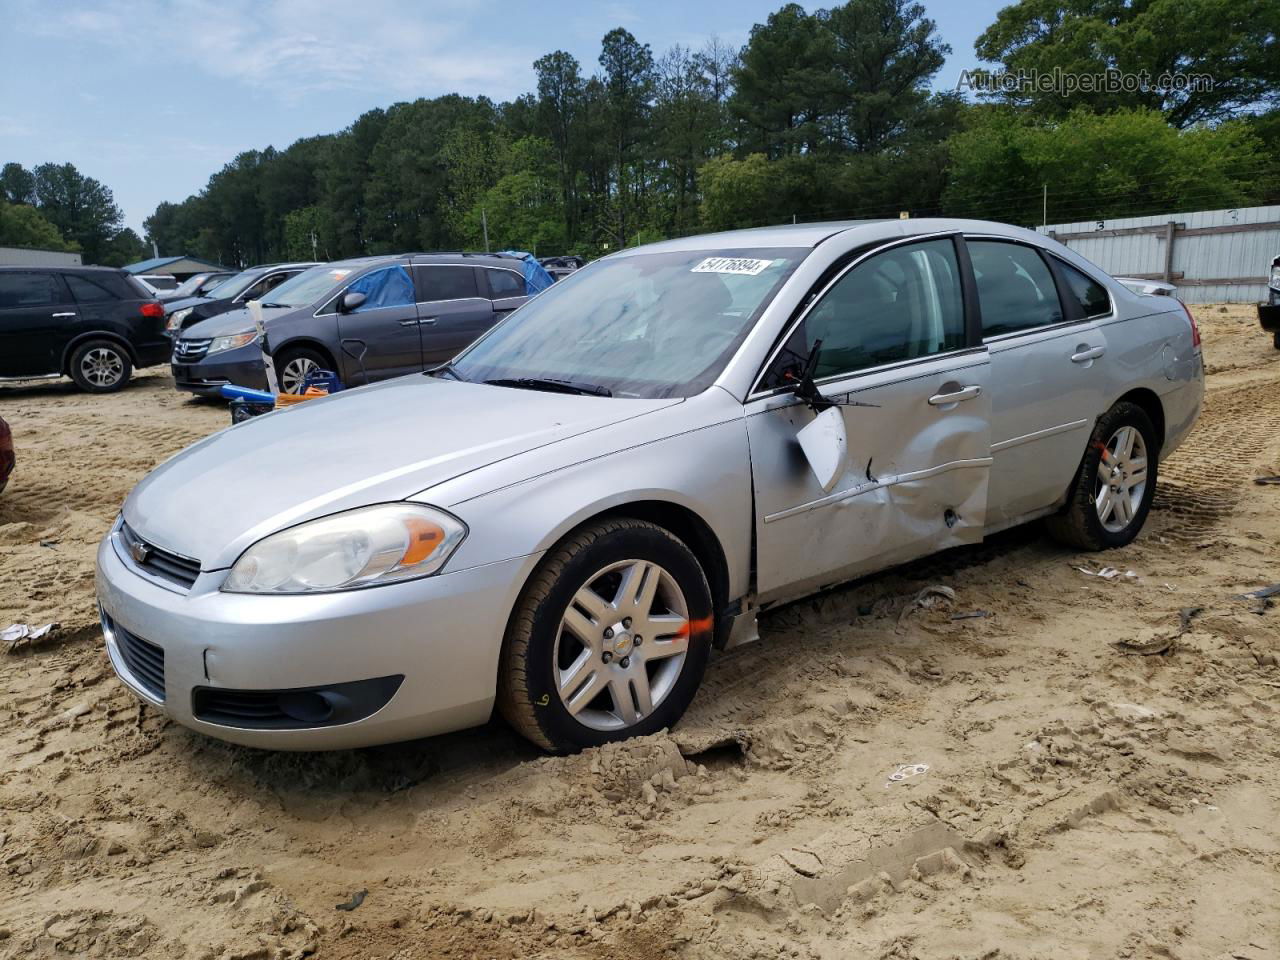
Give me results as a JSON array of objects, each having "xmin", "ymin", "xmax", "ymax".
[
  {"xmin": 140, "ymin": 301, "xmax": 164, "ymax": 319},
  {"xmin": 1181, "ymin": 300, "xmax": 1201, "ymax": 350}
]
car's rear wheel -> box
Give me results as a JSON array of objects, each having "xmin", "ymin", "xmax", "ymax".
[
  {"xmin": 1272, "ymin": 330, "xmax": 1280, "ymax": 350},
  {"xmin": 274, "ymin": 347, "xmax": 326, "ymax": 395},
  {"xmin": 1046, "ymin": 401, "xmax": 1159, "ymax": 551},
  {"xmin": 69, "ymin": 340, "xmax": 132, "ymax": 393},
  {"xmin": 498, "ymin": 518, "xmax": 713, "ymax": 753}
]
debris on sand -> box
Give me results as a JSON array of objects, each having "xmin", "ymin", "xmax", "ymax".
[
  {"xmin": 336, "ymin": 889, "xmax": 367, "ymax": 912},
  {"xmin": 884, "ymin": 763, "xmax": 930, "ymax": 789},
  {"xmin": 1076, "ymin": 566, "xmax": 1137, "ymax": 581},
  {"xmin": 1112, "ymin": 630, "xmax": 1176, "ymax": 656},
  {"xmin": 2, "ymin": 622, "xmax": 58, "ymax": 654},
  {"xmin": 897, "ymin": 585, "xmax": 955, "ymax": 625}
]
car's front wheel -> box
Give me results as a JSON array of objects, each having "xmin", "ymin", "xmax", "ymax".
[
  {"xmin": 69, "ymin": 339, "xmax": 132, "ymax": 393},
  {"xmin": 1046, "ymin": 401, "xmax": 1159, "ymax": 550},
  {"xmin": 498, "ymin": 518, "xmax": 714, "ymax": 753},
  {"xmin": 273, "ymin": 347, "xmax": 327, "ymax": 395}
]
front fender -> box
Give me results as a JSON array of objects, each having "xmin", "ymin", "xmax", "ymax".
[{"xmin": 423, "ymin": 416, "xmax": 755, "ymax": 603}]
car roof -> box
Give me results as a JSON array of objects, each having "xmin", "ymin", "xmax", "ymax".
[
  {"xmin": 617, "ymin": 218, "xmax": 1051, "ymax": 255},
  {"xmin": 0, "ymin": 264, "xmax": 127, "ymax": 274}
]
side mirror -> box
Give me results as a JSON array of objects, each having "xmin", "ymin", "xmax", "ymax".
[
  {"xmin": 796, "ymin": 407, "xmax": 848, "ymax": 493},
  {"xmin": 339, "ymin": 291, "xmax": 367, "ymax": 314}
]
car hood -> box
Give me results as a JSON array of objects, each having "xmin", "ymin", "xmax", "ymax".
[
  {"xmin": 123, "ymin": 376, "xmax": 681, "ymax": 570},
  {"xmin": 163, "ymin": 295, "xmax": 211, "ymax": 314},
  {"xmin": 181, "ymin": 306, "xmax": 298, "ymax": 338}
]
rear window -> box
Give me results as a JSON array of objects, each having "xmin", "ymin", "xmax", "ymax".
[
  {"xmin": 66, "ymin": 274, "xmax": 121, "ymax": 302},
  {"xmin": 0, "ymin": 272, "xmax": 64, "ymax": 308},
  {"xmin": 484, "ymin": 267, "xmax": 525, "ymax": 298},
  {"xmin": 1057, "ymin": 261, "xmax": 1111, "ymax": 318}
]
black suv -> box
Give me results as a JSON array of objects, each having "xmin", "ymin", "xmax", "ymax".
[
  {"xmin": 164, "ymin": 262, "xmax": 318, "ymax": 335},
  {"xmin": 0, "ymin": 266, "xmax": 168, "ymax": 393}
]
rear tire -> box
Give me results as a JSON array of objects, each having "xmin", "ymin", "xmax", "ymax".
[
  {"xmin": 1272, "ymin": 330, "xmax": 1280, "ymax": 350},
  {"xmin": 1046, "ymin": 401, "xmax": 1159, "ymax": 551},
  {"xmin": 69, "ymin": 340, "xmax": 132, "ymax": 393},
  {"xmin": 498, "ymin": 518, "xmax": 713, "ymax": 753}
]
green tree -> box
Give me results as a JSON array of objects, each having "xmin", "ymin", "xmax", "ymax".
[
  {"xmin": 30, "ymin": 162, "xmax": 124, "ymax": 263},
  {"xmin": 975, "ymin": 0, "xmax": 1280, "ymax": 127},
  {"xmin": 99, "ymin": 227, "xmax": 147, "ymax": 266},
  {"xmin": 598, "ymin": 28, "xmax": 655, "ymax": 246},
  {"xmin": 0, "ymin": 162, "xmax": 36, "ymax": 205},
  {"xmin": 0, "ymin": 200, "xmax": 76, "ymax": 251}
]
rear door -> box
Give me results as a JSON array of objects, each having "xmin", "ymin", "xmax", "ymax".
[
  {"xmin": 0, "ymin": 271, "xmax": 78, "ymax": 377},
  {"xmin": 967, "ymin": 238, "xmax": 1111, "ymax": 528},
  {"xmin": 333, "ymin": 264, "xmax": 424, "ymax": 384},
  {"xmin": 414, "ymin": 264, "xmax": 495, "ymax": 365},
  {"xmin": 746, "ymin": 234, "xmax": 992, "ymax": 604}
]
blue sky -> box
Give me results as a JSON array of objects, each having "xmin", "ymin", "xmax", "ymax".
[{"xmin": 1, "ymin": 0, "xmax": 1007, "ymax": 236}]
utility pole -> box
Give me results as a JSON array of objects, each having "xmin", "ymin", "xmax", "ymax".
[
  {"xmin": 1042, "ymin": 184, "xmax": 1048, "ymax": 229},
  {"xmin": 481, "ymin": 208, "xmax": 490, "ymax": 252},
  {"xmin": 310, "ymin": 230, "xmax": 318, "ymax": 261}
]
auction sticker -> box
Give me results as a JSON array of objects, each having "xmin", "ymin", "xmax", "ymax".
[{"xmin": 691, "ymin": 257, "xmax": 773, "ymax": 276}]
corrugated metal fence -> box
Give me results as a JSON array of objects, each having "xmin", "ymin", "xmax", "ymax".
[{"xmin": 1036, "ymin": 205, "xmax": 1280, "ymax": 304}]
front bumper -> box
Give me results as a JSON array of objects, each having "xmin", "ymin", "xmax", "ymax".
[
  {"xmin": 172, "ymin": 344, "xmax": 267, "ymax": 396},
  {"xmin": 95, "ymin": 522, "xmax": 538, "ymax": 750}
]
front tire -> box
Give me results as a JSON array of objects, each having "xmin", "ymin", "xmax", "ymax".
[
  {"xmin": 1272, "ymin": 330, "xmax": 1280, "ymax": 350},
  {"xmin": 273, "ymin": 347, "xmax": 326, "ymax": 395},
  {"xmin": 498, "ymin": 518, "xmax": 714, "ymax": 753},
  {"xmin": 69, "ymin": 340, "xmax": 132, "ymax": 393},
  {"xmin": 1046, "ymin": 401, "xmax": 1159, "ymax": 551}
]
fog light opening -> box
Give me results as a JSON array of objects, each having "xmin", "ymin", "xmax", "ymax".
[{"xmin": 277, "ymin": 691, "xmax": 335, "ymax": 724}]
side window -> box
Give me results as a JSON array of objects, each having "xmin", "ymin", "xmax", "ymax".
[
  {"xmin": 259, "ymin": 272, "xmax": 291, "ymax": 295},
  {"xmin": 347, "ymin": 265, "xmax": 415, "ymax": 311},
  {"xmin": 66, "ymin": 274, "xmax": 118, "ymax": 303},
  {"xmin": 761, "ymin": 237, "xmax": 965, "ymax": 388},
  {"xmin": 1056, "ymin": 260, "xmax": 1111, "ymax": 318},
  {"xmin": 483, "ymin": 268, "xmax": 525, "ymax": 299},
  {"xmin": 414, "ymin": 265, "xmax": 479, "ymax": 301},
  {"xmin": 0, "ymin": 273, "xmax": 61, "ymax": 308},
  {"xmin": 968, "ymin": 241, "xmax": 1064, "ymax": 337}
]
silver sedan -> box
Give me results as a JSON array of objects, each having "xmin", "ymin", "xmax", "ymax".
[{"xmin": 96, "ymin": 220, "xmax": 1203, "ymax": 752}]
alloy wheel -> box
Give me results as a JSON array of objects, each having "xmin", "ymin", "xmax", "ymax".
[
  {"xmin": 81, "ymin": 347, "xmax": 125, "ymax": 388},
  {"xmin": 554, "ymin": 559, "xmax": 690, "ymax": 731},
  {"xmin": 1094, "ymin": 425, "xmax": 1148, "ymax": 532},
  {"xmin": 280, "ymin": 357, "xmax": 318, "ymax": 394}
]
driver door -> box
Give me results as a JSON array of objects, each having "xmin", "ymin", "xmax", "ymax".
[{"xmin": 745, "ymin": 235, "xmax": 992, "ymax": 604}]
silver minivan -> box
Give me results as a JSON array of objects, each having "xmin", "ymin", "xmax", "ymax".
[{"xmin": 97, "ymin": 220, "xmax": 1203, "ymax": 753}]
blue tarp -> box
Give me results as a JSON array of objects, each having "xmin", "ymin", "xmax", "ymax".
[
  {"xmin": 347, "ymin": 264, "xmax": 414, "ymax": 310},
  {"xmin": 499, "ymin": 251, "xmax": 555, "ymax": 295}
]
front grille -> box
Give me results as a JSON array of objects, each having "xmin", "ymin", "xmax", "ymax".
[
  {"xmin": 120, "ymin": 522, "xmax": 201, "ymax": 589},
  {"xmin": 110, "ymin": 617, "xmax": 166, "ymax": 702},
  {"xmin": 173, "ymin": 338, "xmax": 212, "ymax": 363}
]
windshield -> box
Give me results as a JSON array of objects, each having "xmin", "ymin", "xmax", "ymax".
[
  {"xmin": 450, "ymin": 248, "xmax": 804, "ymax": 399},
  {"xmin": 210, "ymin": 270, "xmax": 266, "ymax": 301},
  {"xmin": 262, "ymin": 264, "xmax": 358, "ymax": 308}
]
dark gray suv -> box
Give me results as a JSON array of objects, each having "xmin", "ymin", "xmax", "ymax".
[{"xmin": 171, "ymin": 253, "xmax": 531, "ymax": 396}]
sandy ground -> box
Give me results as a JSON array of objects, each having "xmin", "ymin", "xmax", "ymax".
[{"xmin": 1, "ymin": 303, "xmax": 1278, "ymax": 960}]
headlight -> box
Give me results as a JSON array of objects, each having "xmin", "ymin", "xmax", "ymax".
[
  {"xmin": 208, "ymin": 331, "xmax": 259, "ymax": 355},
  {"xmin": 222, "ymin": 504, "xmax": 466, "ymax": 594},
  {"xmin": 166, "ymin": 307, "xmax": 193, "ymax": 331},
  {"xmin": 1270, "ymin": 263, "xmax": 1280, "ymax": 290}
]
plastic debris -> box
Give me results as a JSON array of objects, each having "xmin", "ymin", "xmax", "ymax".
[
  {"xmin": 3, "ymin": 622, "xmax": 58, "ymax": 654},
  {"xmin": 897, "ymin": 585, "xmax": 955, "ymax": 625},
  {"xmin": 336, "ymin": 889, "xmax": 367, "ymax": 911},
  {"xmin": 1076, "ymin": 566, "xmax": 1137, "ymax": 581},
  {"xmin": 1112, "ymin": 632, "xmax": 1175, "ymax": 656},
  {"xmin": 884, "ymin": 763, "xmax": 930, "ymax": 789},
  {"xmin": 1241, "ymin": 584, "xmax": 1280, "ymax": 599},
  {"xmin": 951, "ymin": 610, "xmax": 991, "ymax": 620},
  {"xmin": 1253, "ymin": 476, "xmax": 1280, "ymax": 486}
]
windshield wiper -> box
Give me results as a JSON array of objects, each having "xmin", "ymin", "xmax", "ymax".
[{"xmin": 483, "ymin": 377, "xmax": 612, "ymax": 397}]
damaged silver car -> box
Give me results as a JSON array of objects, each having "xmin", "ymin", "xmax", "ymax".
[{"xmin": 96, "ymin": 220, "xmax": 1203, "ymax": 753}]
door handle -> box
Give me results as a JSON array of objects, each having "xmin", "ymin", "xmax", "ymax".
[
  {"xmin": 928, "ymin": 385, "xmax": 982, "ymax": 406},
  {"xmin": 1071, "ymin": 345, "xmax": 1106, "ymax": 363},
  {"xmin": 399, "ymin": 319, "xmax": 419, "ymax": 326},
  {"xmin": 51, "ymin": 312, "xmax": 76, "ymax": 318},
  {"xmin": 419, "ymin": 316, "xmax": 437, "ymax": 325}
]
